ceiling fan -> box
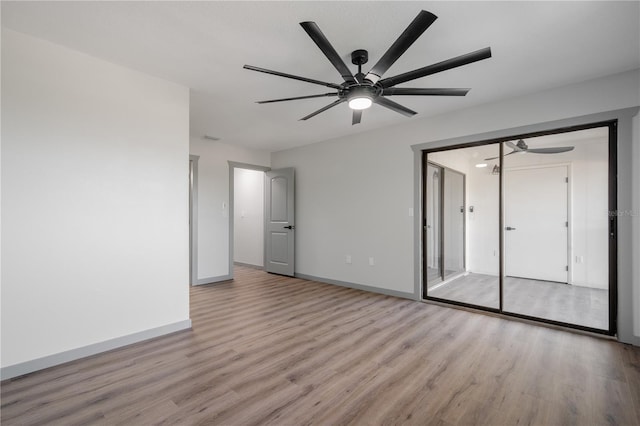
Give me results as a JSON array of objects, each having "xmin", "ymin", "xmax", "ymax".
[
  {"xmin": 485, "ymin": 139, "xmax": 575, "ymax": 161},
  {"xmin": 243, "ymin": 10, "xmax": 492, "ymax": 125}
]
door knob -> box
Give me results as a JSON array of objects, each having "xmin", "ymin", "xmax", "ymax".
[
  {"xmin": 505, "ymin": 226, "xmax": 516, "ymax": 231},
  {"xmin": 283, "ymin": 225, "xmax": 295, "ymax": 230}
]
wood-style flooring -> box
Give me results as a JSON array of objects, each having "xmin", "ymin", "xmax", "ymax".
[
  {"xmin": 2, "ymin": 266, "xmax": 639, "ymax": 425},
  {"xmin": 429, "ymin": 273, "xmax": 609, "ymax": 330}
]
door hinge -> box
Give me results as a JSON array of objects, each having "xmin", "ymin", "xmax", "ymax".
[
  {"xmin": 565, "ymin": 221, "xmax": 569, "ymax": 227},
  {"xmin": 565, "ymin": 177, "xmax": 569, "ymax": 183},
  {"xmin": 566, "ymin": 266, "xmax": 569, "ymax": 271}
]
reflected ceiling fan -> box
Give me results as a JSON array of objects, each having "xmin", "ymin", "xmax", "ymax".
[
  {"xmin": 243, "ymin": 10, "xmax": 492, "ymax": 125},
  {"xmin": 485, "ymin": 139, "xmax": 575, "ymax": 161}
]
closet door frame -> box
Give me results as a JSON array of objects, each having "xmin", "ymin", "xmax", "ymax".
[{"xmin": 420, "ymin": 120, "xmax": 617, "ymax": 336}]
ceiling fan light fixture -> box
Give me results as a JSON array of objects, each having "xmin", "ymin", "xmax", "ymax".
[
  {"xmin": 347, "ymin": 86, "xmax": 373, "ymax": 110},
  {"xmin": 348, "ymin": 96, "xmax": 373, "ymax": 110}
]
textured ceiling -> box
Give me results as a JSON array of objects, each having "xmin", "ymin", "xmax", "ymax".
[{"xmin": 2, "ymin": 1, "xmax": 639, "ymax": 152}]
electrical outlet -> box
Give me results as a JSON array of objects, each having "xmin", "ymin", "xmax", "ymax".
[
  {"xmin": 369, "ymin": 257, "xmax": 375, "ymax": 266},
  {"xmin": 346, "ymin": 255, "xmax": 352, "ymax": 264}
]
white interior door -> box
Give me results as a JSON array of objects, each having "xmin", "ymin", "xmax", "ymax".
[
  {"xmin": 505, "ymin": 165, "xmax": 568, "ymax": 283},
  {"xmin": 264, "ymin": 168, "xmax": 295, "ymax": 276}
]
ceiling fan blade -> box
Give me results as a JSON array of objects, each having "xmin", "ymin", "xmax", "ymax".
[
  {"xmin": 352, "ymin": 109, "xmax": 363, "ymax": 125},
  {"xmin": 527, "ymin": 147, "xmax": 575, "ymax": 154},
  {"xmin": 299, "ymin": 99, "xmax": 345, "ymax": 121},
  {"xmin": 364, "ymin": 10, "xmax": 437, "ymax": 84},
  {"xmin": 505, "ymin": 141, "xmax": 518, "ymax": 150},
  {"xmin": 484, "ymin": 150, "xmax": 518, "ymax": 161},
  {"xmin": 257, "ymin": 93, "xmax": 338, "ymax": 104},
  {"xmin": 300, "ymin": 22, "xmax": 356, "ymax": 84},
  {"xmin": 375, "ymin": 96, "xmax": 417, "ymax": 117},
  {"xmin": 382, "ymin": 88, "xmax": 469, "ymax": 96},
  {"xmin": 243, "ymin": 65, "xmax": 342, "ymax": 90},
  {"xmin": 378, "ymin": 47, "xmax": 492, "ymax": 88}
]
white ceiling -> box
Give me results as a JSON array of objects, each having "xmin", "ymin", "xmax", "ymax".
[{"xmin": 2, "ymin": 1, "xmax": 639, "ymax": 152}]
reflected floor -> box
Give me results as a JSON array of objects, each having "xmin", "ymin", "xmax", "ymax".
[
  {"xmin": 426, "ymin": 267, "xmax": 458, "ymax": 288},
  {"xmin": 428, "ymin": 273, "xmax": 608, "ymax": 330}
]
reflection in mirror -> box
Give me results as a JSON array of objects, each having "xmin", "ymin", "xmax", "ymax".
[
  {"xmin": 425, "ymin": 144, "xmax": 500, "ymax": 309},
  {"xmin": 503, "ymin": 127, "xmax": 609, "ymax": 330},
  {"xmin": 425, "ymin": 163, "xmax": 442, "ymax": 285}
]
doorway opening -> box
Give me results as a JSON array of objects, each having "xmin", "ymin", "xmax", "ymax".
[
  {"xmin": 228, "ymin": 162, "xmax": 270, "ymax": 276},
  {"xmin": 422, "ymin": 121, "xmax": 616, "ymax": 335},
  {"xmin": 233, "ymin": 167, "xmax": 266, "ymax": 269}
]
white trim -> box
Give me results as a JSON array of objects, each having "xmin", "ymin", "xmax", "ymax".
[
  {"xmin": 189, "ymin": 155, "xmax": 199, "ymax": 285},
  {"xmin": 192, "ymin": 274, "xmax": 233, "ymax": 285},
  {"xmin": 0, "ymin": 320, "xmax": 192, "ymax": 380},
  {"xmin": 233, "ymin": 261, "xmax": 263, "ymax": 270},
  {"xmin": 295, "ymin": 273, "xmax": 414, "ymax": 300}
]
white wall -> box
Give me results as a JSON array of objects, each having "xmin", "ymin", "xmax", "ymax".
[
  {"xmin": 1, "ymin": 30, "xmax": 190, "ymax": 373},
  {"xmin": 234, "ymin": 168, "xmax": 264, "ymax": 267},
  {"xmin": 189, "ymin": 139, "xmax": 269, "ymax": 281},
  {"xmin": 271, "ymin": 69, "xmax": 639, "ymax": 339},
  {"xmin": 272, "ymin": 133, "xmax": 415, "ymax": 293}
]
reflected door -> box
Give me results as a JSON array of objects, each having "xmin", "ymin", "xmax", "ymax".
[{"xmin": 504, "ymin": 166, "xmax": 568, "ymax": 283}]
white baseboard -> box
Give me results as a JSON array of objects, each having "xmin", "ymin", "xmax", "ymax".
[
  {"xmin": 233, "ymin": 261, "xmax": 264, "ymax": 270},
  {"xmin": 192, "ymin": 274, "xmax": 232, "ymax": 285},
  {"xmin": 295, "ymin": 273, "xmax": 415, "ymax": 300},
  {"xmin": 1, "ymin": 319, "xmax": 192, "ymax": 381}
]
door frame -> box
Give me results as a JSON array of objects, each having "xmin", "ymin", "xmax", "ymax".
[
  {"xmin": 189, "ymin": 155, "xmax": 200, "ymax": 286},
  {"xmin": 413, "ymin": 110, "xmax": 632, "ymax": 337},
  {"xmin": 228, "ymin": 161, "xmax": 271, "ymax": 279}
]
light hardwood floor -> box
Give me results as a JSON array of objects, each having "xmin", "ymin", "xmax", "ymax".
[{"xmin": 2, "ymin": 266, "xmax": 639, "ymax": 425}]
